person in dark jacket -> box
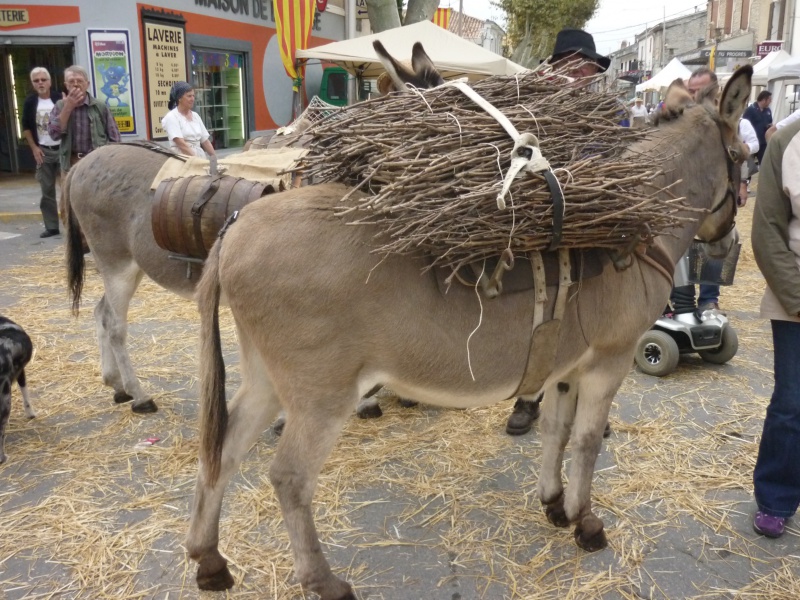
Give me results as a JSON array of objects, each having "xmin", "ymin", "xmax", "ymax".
[
  {"xmin": 742, "ymin": 90, "xmax": 772, "ymax": 164},
  {"xmin": 21, "ymin": 67, "xmax": 62, "ymax": 237},
  {"xmin": 48, "ymin": 64, "xmax": 120, "ymax": 173}
]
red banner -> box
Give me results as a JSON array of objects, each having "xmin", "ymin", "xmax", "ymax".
[{"xmin": 273, "ymin": 0, "xmax": 316, "ymax": 91}]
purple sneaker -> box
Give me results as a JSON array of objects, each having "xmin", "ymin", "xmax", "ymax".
[{"xmin": 753, "ymin": 511, "xmax": 786, "ymax": 538}]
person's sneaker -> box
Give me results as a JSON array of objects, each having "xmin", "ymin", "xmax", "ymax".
[
  {"xmin": 753, "ymin": 511, "xmax": 786, "ymax": 538},
  {"xmin": 39, "ymin": 228, "xmax": 60, "ymax": 238},
  {"xmin": 505, "ymin": 398, "xmax": 541, "ymax": 435},
  {"xmin": 696, "ymin": 302, "xmax": 725, "ymax": 320}
]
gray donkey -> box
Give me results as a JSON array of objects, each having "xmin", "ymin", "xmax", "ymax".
[{"xmin": 186, "ymin": 47, "xmax": 752, "ymax": 599}]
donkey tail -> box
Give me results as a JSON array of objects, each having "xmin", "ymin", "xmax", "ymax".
[
  {"xmin": 64, "ymin": 168, "xmax": 85, "ymax": 315},
  {"xmin": 197, "ymin": 238, "xmax": 228, "ymax": 487}
]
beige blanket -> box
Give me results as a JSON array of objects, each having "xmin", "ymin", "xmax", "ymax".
[{"xmin": 150, "ymin": 147, "xmax": 308, "ymax": 191}]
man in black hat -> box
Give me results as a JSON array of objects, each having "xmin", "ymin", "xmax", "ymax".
[
  {"xmin": 545, "ymin": 27, "xmax": 611, "ymax": 78},
  {"xmin": 506, "ymin": 28, "xmax": 612, "ymax": 437}
]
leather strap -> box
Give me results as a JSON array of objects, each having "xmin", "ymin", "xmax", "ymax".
[{"xmin": 545, "ymin": 170, "xmax": 564, "ymax": 251}]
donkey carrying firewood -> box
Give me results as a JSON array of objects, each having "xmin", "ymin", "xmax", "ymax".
[{"xmin": 186, "ymin": 41, "xmax": 752, "ymax": 599}]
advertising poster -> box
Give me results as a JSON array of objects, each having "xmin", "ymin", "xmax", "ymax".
[
  {"xmin": 142, "ymin": 18, "xmax": 187, "ymax": 139},
  {"xmin": 87, "ymin": 29, "xmax": 136, "ymax": 135}
]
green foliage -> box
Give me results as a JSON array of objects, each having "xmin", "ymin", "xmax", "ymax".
[{"xmin": 498, "ymin": 0, "xmax": 600, "ymax": 63}]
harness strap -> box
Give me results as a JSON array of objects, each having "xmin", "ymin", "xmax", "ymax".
[
  {"xmin": 636, "ymin": 241, "xmax": 674, "ymax": 287},
  {"xmin": 545, "ymin": 170, "xmax": 565, "ymax": 252},
  {"xmin": 512, "ymin": 249, "xmax": 573, "ymax": 398},
  {"xmin": 190, "ymin": 175, "xmax": 223, "ymax": 258}
]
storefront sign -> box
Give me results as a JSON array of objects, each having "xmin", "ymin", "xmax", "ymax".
[
  {"xmin": 0, "ymin": 8, "xmax": 28, "ymax": 26},
  {"xmin": 757, "ymin": 41, "xmax": 783, "ymax": 57},
  {"xmin": 193, "ymin": 0, "xmax": 321, "ymax": 29},
  {"xmin": 142, "ymin": 12, "xmax": 187, "ymax": 140},
  {"xmin": 701, "ymin": 49, "xmax": 752, "ymax": 59},
  {"xmin": 87, "ymin": 29, "xmax": 137, "ymax": 135}
]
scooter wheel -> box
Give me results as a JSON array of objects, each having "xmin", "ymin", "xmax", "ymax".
[
  {"xmin": 698, "ymin": 325, "xmax": 738, "ymax": 364},
  {"xmin": 635, "ymin": 330, "xmax": 680, "ymax": 377}
]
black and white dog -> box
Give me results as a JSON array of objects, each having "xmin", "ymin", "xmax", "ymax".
[{"xmin": 0, "ymin": 316, "xmax": 35, "ymax": 464}]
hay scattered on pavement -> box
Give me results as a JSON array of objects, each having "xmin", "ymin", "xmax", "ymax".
[{"xmin": 1, "ymin": 196, "xmax": 798, "ymax": 599}]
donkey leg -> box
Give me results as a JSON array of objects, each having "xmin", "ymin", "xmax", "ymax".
[
  {"xmin": 94, "ymin": 295, "xmax": 126, "ymax": 401},
  {"xmin": 538, "ymin": 378, "xmax": 578, "ymax": 528},
  {"xmin": 188, "ymin": 352, "xmax": 281, "ymax": 591},
  {"xmin": 270, "ymin": 388, "xmax": 357, "ymax": 600},
  {"xmin": 565, "ymin": 353, "xmax": 630, "ymax": 552},
  {"xmin": 95, "ymin": 268, "xmax": 156, "ymax": 412}
]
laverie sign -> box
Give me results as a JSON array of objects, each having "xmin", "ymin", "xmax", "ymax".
[{"xmin": 0, "ymin": 8, "xmax": 29, "ymax": 27}]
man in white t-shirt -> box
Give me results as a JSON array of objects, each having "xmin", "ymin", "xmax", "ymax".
[
  {"xmin": 22, "ymin": 67, "xmax": 62, "ymax": 237},
  {"xmin": 630, "ymin": 97, "xmax": 649, "ymax": 127}
]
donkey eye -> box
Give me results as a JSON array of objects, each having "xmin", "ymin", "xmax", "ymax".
[{"xmin": 727, "ymin": 146, "xmax": 742, "ymax": 162}]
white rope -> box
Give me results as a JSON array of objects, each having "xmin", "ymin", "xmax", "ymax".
[
  {"xmin": 444, "ymin": 79, "xmax": 554, "ymax": 210},
  {"xmin": 466, "ymin": 261, "xmax": 486, "ymax": 382}
]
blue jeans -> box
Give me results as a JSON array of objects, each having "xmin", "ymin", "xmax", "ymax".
[
  {"xmin": 753, "ymin": 320, "xmax": 800, "ymax": 517},
  {"xmin": 669, "ymin": 284, "xmax": 720, "ymax": 312}
]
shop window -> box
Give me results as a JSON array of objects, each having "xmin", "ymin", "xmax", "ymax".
[{"xmin": 191, "ymin": 49, "xmax": 247, "ymax": 150}]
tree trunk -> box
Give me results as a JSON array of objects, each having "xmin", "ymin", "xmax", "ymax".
[
  {"xmin": 365, "ymin": 0, "xmax": 402, "ymax": 33},
  {"xmin": 404, "ymin": 0, "xmax": 439, "ymax": 25}
]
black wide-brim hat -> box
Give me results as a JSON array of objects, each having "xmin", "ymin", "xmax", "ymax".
[{"xmin": 550, "ymin": 28, "xmax": 611, "ymax": 73}]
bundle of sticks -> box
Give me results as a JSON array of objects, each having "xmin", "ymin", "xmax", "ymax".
[{"xmin": 293, "ymin": 70, "xmax": 695, "ymax": 274}]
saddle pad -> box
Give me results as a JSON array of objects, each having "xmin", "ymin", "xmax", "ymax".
[
  {"xmin": 435, "ymin": 249, "xmax": 606, "ymax": 296},
  {"xmin": 150, "ymin": 147, "xmax": 308, "ymax": 191}
]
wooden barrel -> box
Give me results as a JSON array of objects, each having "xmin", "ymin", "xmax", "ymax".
[{"xmin": 152, "ymin": 175, "xmax": 280, "ymax": 259}]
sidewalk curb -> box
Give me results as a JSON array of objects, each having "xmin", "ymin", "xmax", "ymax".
[{"xmin": 0, "ymin": 212, "xmax": 41, "ymax": 224}]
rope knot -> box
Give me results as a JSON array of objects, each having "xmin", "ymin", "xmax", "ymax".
[{"xmin": 497, "ymin": 133, "xmax": 551, "ymax": 209}]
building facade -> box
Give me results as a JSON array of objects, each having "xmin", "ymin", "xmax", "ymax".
[{"xmin": 0, "ymin": 0, "xmax": 347, "ymax": 173}]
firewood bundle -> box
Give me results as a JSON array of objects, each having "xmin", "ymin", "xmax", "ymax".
[{"xmin": 293, "ymin": 70, "xmax": 696, "ymax": 273}]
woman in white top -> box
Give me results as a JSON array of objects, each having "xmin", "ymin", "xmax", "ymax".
[{"xmin": 161, "ymin": 81, "xmax": 216, "ymax": 159}]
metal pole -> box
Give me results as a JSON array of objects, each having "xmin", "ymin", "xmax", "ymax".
[
  {"xmin": 662, "ymin": 6, "xmax": 666, "ymax": 68},
  {"xmin": 459, "ymin": 0, "xmax": 463, "ymax": 36},
  {"xmin": 346, "ymin": 0, "xmax": 357, "ymax": 104}
]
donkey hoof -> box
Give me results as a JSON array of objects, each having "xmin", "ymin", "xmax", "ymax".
[
  {"xmin": 131, "ymin": 399, "xmax": 158, "ymax": 414},
  {"xmin": 357, "ymin": 404, "xmax": 382, "ymax": 419},
  {"xmin": 545, "ymin": 503, "xmax": 570, "ymax": 528},
  {"xmin": 574, "ymin": 516, "xmax": 607, "ymax": 552},
  {"xmin": 113, "ymin": 390, "xmax": 134, "ymax": 404},
  {"xmin": 197, "ymin": 563, "xmax": 235, "ymax": 591},
  {"xmin": 398, "ymin": 398, "xmax": 418, "ymax": 408}
]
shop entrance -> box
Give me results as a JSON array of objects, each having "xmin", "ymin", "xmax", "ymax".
[
  {"xmin": 191, "ymin": 49, "xmax": 248, "ymax": 151},
  {"xmin": 0, "ymin": 44, "xmax": 73, "ymax": 173}
]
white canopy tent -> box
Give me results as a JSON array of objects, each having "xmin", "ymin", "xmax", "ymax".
[
  {"xmin": 752, "ymin": 50, "xmax": 792, "ymax": 86},
  {"xmin": 296, "ymin": 20, "xmax": 527, "ymax": 81},
  {"xmin": 767, "ymin": 54, "xmax": 800, "ymax": 122},
  {"xmin": 635, "ymin": 58, "xmax": 692, "ymax": 92}
]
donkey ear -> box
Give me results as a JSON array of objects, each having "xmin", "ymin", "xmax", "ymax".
[
  {"xmin": 719, "ymin": 65, "xmax": 753, "ymax": 128},
  {"xmin": 657, "ymin": 78, "xmax": 693, "ymax": 122},
  {"xmin": 373, "ymin": 40, "xmax": 416, "ymax": 93},
  {"xmin": 411, "ymin": 42, "xmax": 444, "ymax": 88}
]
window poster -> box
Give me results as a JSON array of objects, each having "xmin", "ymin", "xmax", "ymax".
[
  {"xmin": 142, "ymin": 14, "xmax": 187, "ymax": 139},
  {"xmin": 87, "ymin": 29, "xmax": 137, "ymax": 135}
]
